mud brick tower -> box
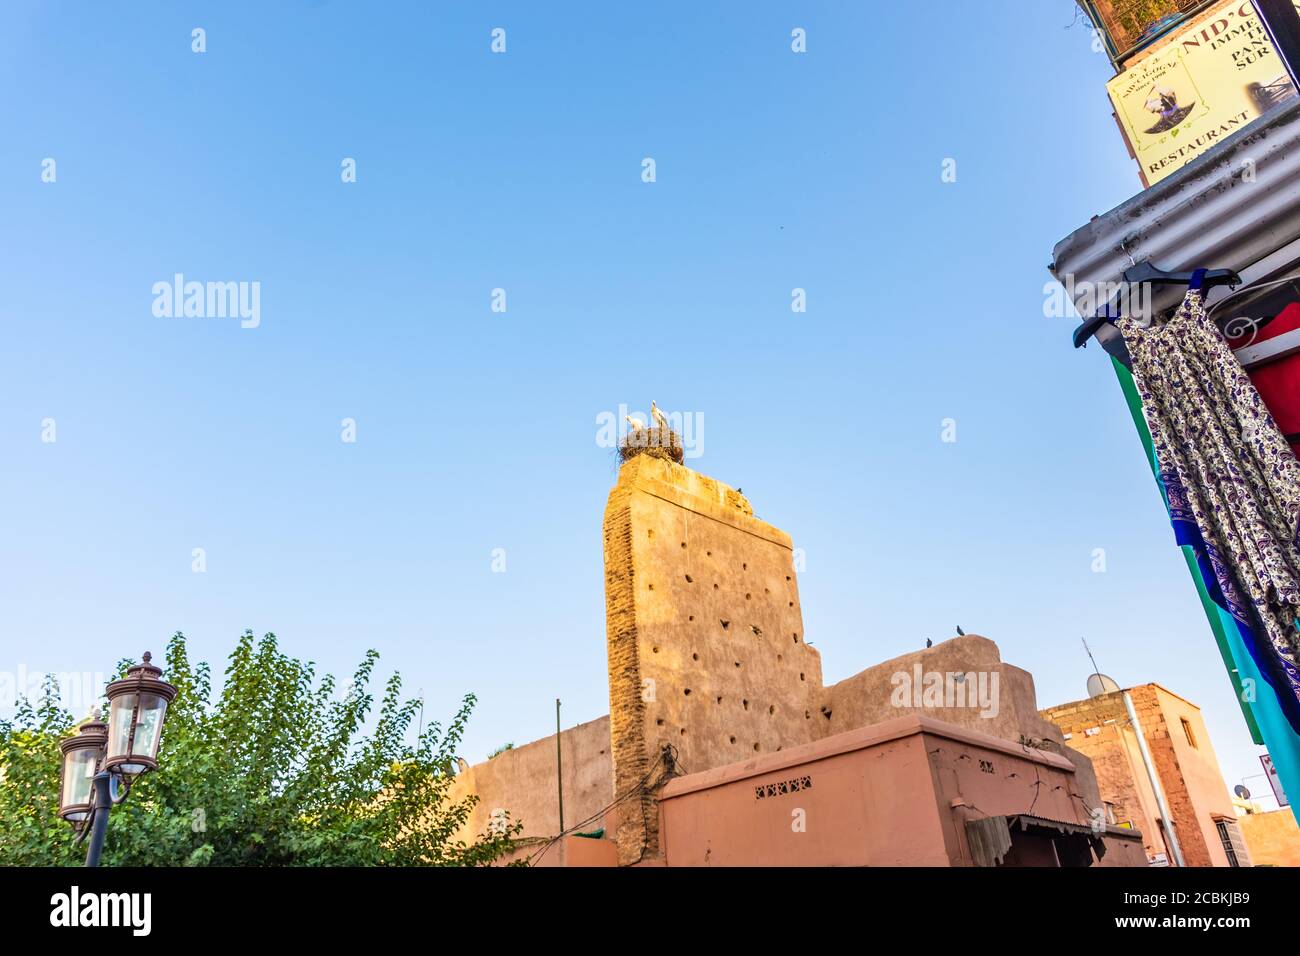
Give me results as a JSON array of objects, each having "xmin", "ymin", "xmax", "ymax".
[{"xmin": 603, "ymin": 453, "xmax": 824, "ymax": 863}]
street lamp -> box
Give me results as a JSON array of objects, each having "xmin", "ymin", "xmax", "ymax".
[
  {"xmin": 57, "ymin": 652, "xmax": 177, "ymax": 866},
  {"xmin": 57, "ymin": 718, "xmax": 107, "ymax": 825},
  {"xmin": 104, "ymin": 651, "xmax": 177, "ymax": 777}
]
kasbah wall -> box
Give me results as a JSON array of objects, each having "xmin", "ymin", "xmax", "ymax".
[{"xmin": 450, "ymin": 454, "xmax": 1119, "ymax": 865}]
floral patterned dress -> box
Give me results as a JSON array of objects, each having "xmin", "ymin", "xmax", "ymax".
[{"xmin": 1118, "ymin": 284, "xmax": 1300, "ymax": 719}]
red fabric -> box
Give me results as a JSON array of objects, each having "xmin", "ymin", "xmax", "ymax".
[{"xmin": 1236, "ymin": 302, "xmax": 1300, "ymax": 459}]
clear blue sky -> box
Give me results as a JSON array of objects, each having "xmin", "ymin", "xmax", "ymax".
[{"xmin": 1, "ymin": 2, "xmax": 1280, "ymax": 807}]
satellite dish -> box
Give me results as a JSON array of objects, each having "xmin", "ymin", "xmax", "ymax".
[
  {"xmin": 1087, "ymin": 673, "xmax": 1122, "ymax": 697},
  {"xmin": 1234, "ymin": 785, "xmax": 1251, "ymax": 799}
]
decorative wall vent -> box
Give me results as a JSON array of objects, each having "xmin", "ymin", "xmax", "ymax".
[{"xmin": 754, "ymin": 775, "xmax": 813, "ymax": 800}]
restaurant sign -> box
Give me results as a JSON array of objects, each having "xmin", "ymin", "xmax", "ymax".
[{"xmin": 1107, "ymin": 0, "xmax": 1299, "ymax": 185}]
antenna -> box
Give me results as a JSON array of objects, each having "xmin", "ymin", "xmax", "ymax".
[
  {"xmin": 1082, "ymin": 637, "xmax": 1102, "ymax": 676},
  {"xmin": 1082, "ymin": 638, "xmax": 1121, "ymax": 697}
]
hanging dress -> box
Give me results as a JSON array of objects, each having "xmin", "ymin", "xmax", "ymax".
[{"xmin": 1117, "ymin": 272, "xmax": 1300, "ymax": 730}]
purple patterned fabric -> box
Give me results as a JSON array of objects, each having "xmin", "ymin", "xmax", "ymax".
[{"xmin": 1118, "ymin": 286, "xmax": 1300, "ymax": 715}]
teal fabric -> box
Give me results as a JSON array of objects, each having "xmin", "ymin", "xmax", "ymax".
[{"xmin": 1207, "ymin": 591, "xmax": 1300, "ymax": 817}]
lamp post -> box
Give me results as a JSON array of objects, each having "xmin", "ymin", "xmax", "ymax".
[{"xmin": 57, "ymin": 652, "xmax": 177, "ymax": 867}]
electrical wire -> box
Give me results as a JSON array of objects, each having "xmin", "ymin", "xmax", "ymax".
[{"xmin": 526, "ymin": 745, "xmax": 681, "ymax": 866}]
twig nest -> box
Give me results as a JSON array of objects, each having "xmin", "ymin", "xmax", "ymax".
[{"xmin": 619, "ymin": 426, "xmax": 684, "ymax": 465}]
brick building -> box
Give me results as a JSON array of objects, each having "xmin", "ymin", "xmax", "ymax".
[{"xmin": 1042, "ymin": 684, "xmax": 1249, "ymax": 866}]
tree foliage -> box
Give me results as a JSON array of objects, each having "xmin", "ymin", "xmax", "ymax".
[{"xmin": 0, "ymin": 631, "xmax": 518, "ymax": 866}]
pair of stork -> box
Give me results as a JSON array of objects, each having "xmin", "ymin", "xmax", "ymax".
[{"xmin": 626, "ymin": 401, "xmax": 670, "ymax": 433}]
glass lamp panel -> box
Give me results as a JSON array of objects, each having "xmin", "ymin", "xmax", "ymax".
[
  {"xmin": 132, "ymin": 693, "xmax": 167, "ymax": 760},
  {"xmin": 107, "ymin": 693, "xmax": 138, "ymax": 759},
  {"xmin": 62, "ymin": 748, "xmax": 96, "ymax": 809}
]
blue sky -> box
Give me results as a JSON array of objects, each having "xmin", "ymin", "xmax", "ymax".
[{"xmin": 0, "ymin": 2, "xmax": 1281, "ymax": 806}]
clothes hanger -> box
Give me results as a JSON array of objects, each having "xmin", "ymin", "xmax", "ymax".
[
  {"xmin": 1071, "ymin": 262, "xmax": 1243, "ymax": 351},
  {"xmin": 1123, "ymin": 261, "xmax": 1241, "ymax": 291}
]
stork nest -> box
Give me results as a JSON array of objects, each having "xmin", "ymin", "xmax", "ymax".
[{"xmin": 619, "ymin": 426, "xmax": 684, "ymax": 465}]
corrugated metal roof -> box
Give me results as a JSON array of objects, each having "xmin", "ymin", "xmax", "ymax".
[{"xmin": 1051, "ymin": 98, "xmax": 1300, "ymax": 333}]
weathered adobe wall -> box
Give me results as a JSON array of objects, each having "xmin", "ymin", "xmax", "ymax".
[
  {"xmin": 820, "ymin": 635, "xmax": 1067, "ymax": 747},
  {"xmin": 1240, "ymin": 809, "xmax": 1300, "ymax": 866},
  {"xmin": 605, "ymin": 455, "xmax": 824, "ymax": 864},
  {"xmin": 657, "ymin": 715, "xmax": 1142, "ymax": 867},
  {"xmin": 446, "ymin": 716, "xmax": 613, "ymax": 848},
  {"xmin": 660, "ymin": 723, "xmax": 950, "ymax": 867}
]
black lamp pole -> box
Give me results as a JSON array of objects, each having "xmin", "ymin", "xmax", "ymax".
[{"xmin": 83, "ymin": 771, "xmax": 115, "ymax": 868}]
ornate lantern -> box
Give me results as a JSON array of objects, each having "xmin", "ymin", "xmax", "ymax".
[
  {"xmin": 103, "ymin": 652, "xmax": 177, "ymax": 777},
  {"xmin": 58, "ymin": 717, "xmax": 107, "ymax": 824}
]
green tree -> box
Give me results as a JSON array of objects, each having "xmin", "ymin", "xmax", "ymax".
[{"xmin": 0, "ymin": 631, "xmax": 519, "ymax": 866}]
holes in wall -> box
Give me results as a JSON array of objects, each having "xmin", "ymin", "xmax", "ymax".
[
  {"xmin": 805, "ymin": 710, "xmax": 811, "ymax": 720},
  {"xmin": 785, "ymin": 575, "xmax": 791, "ymax": 582},
  {"xmin": 793, "ymin": 633, "xmax": 799, "ymax": 643},
  {"xmin": 680, "ymin": 727, "xmax": 687, "ymax": 736},
  {"xmin": 788, "ymin": 601, "xmax": 794, "ymax": 608},
  {"xmin": 716, "ymin": 696, "xmax": 723, "ymax": 705},
  {"xmin": 685, "ymin": 574, "xmax": 694, "ymax": 583},
  {"xmin": 742, "ymin": 699, "xmax": 750, "ymax": 710},
  {"xmin": 769, "ymin": 705, "xmax": 776, "ymax": 716},
  {"xmin": 799, "ymin": 672, "xmax": 805, "ymax": 681},
  {"xmin": 692, "ymin": 652, "xmax": 699, "ymax": 661},
  {"xmin": 745, "ymin": 593, "xmax": 752, "ymax": 600},
  {"xmin": 683, "ymin": 688, "xmax": 692, "ymax": 696},
  {"xmin": 777, "ymin": 654, "xmax": 783, "ymax": 663},
  {"xmin": 707, "ymin": 550, "xmax": 712, "ymax": 557},
  {"xmin": 648, "ymin": 583, "xmax": 655, "ymax": 591},
  {"xmin": 750, "ymin": 625, "xmax": 762, "ymax": 637},
  {"xmin": 713, "ymin": 583, "xmax": 719, "ymax": 590},
  {"xmin": 656, "ymin": 718, "xmax": 665, "ymax": 726},
  {"xmin": 753, "ymin": 743, "xmax": 760, "ymax": 752},
  {"xmin": 680, "ymin": 541, "xmax": 686, "ymax": 549},
  {"xmin": 820, "ymin": 706, "xmax": 833, "ymax": 720},
  {"xmin": 743, "ymin": 562, "xmax": 748, "ymax": 571},
  {"xmin": 734, "ymin": 661, "xmax": 741, "ymax": 668},
  {"xmin": 720, "ymin": 619, "xmax": 730, "ymax": 630},
  {"xmin": 729, "ymin": 735, "xmax": 737, "ymax": 745},
  {"xmin": 653, "ymin": 646, "xmax": 660, "ymax": 654},
  {"xmin": 689, "ymin": 615, "xmax": 695, "ymax": 622}
]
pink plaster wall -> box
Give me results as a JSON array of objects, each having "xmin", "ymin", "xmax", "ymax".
[{"xmin": 657, "ymin": 714, "xmax": 1144, "ymax": 867}]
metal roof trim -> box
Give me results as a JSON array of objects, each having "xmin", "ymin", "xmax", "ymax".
[{"xmin": 1051, "ymin": 98, "xmax": 1300, "ymax": 320}]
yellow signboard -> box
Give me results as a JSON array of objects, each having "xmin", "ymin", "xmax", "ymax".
[{"xmin": 1107, "ymin": 0, "xmax": 1298, "ymax": 185}]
